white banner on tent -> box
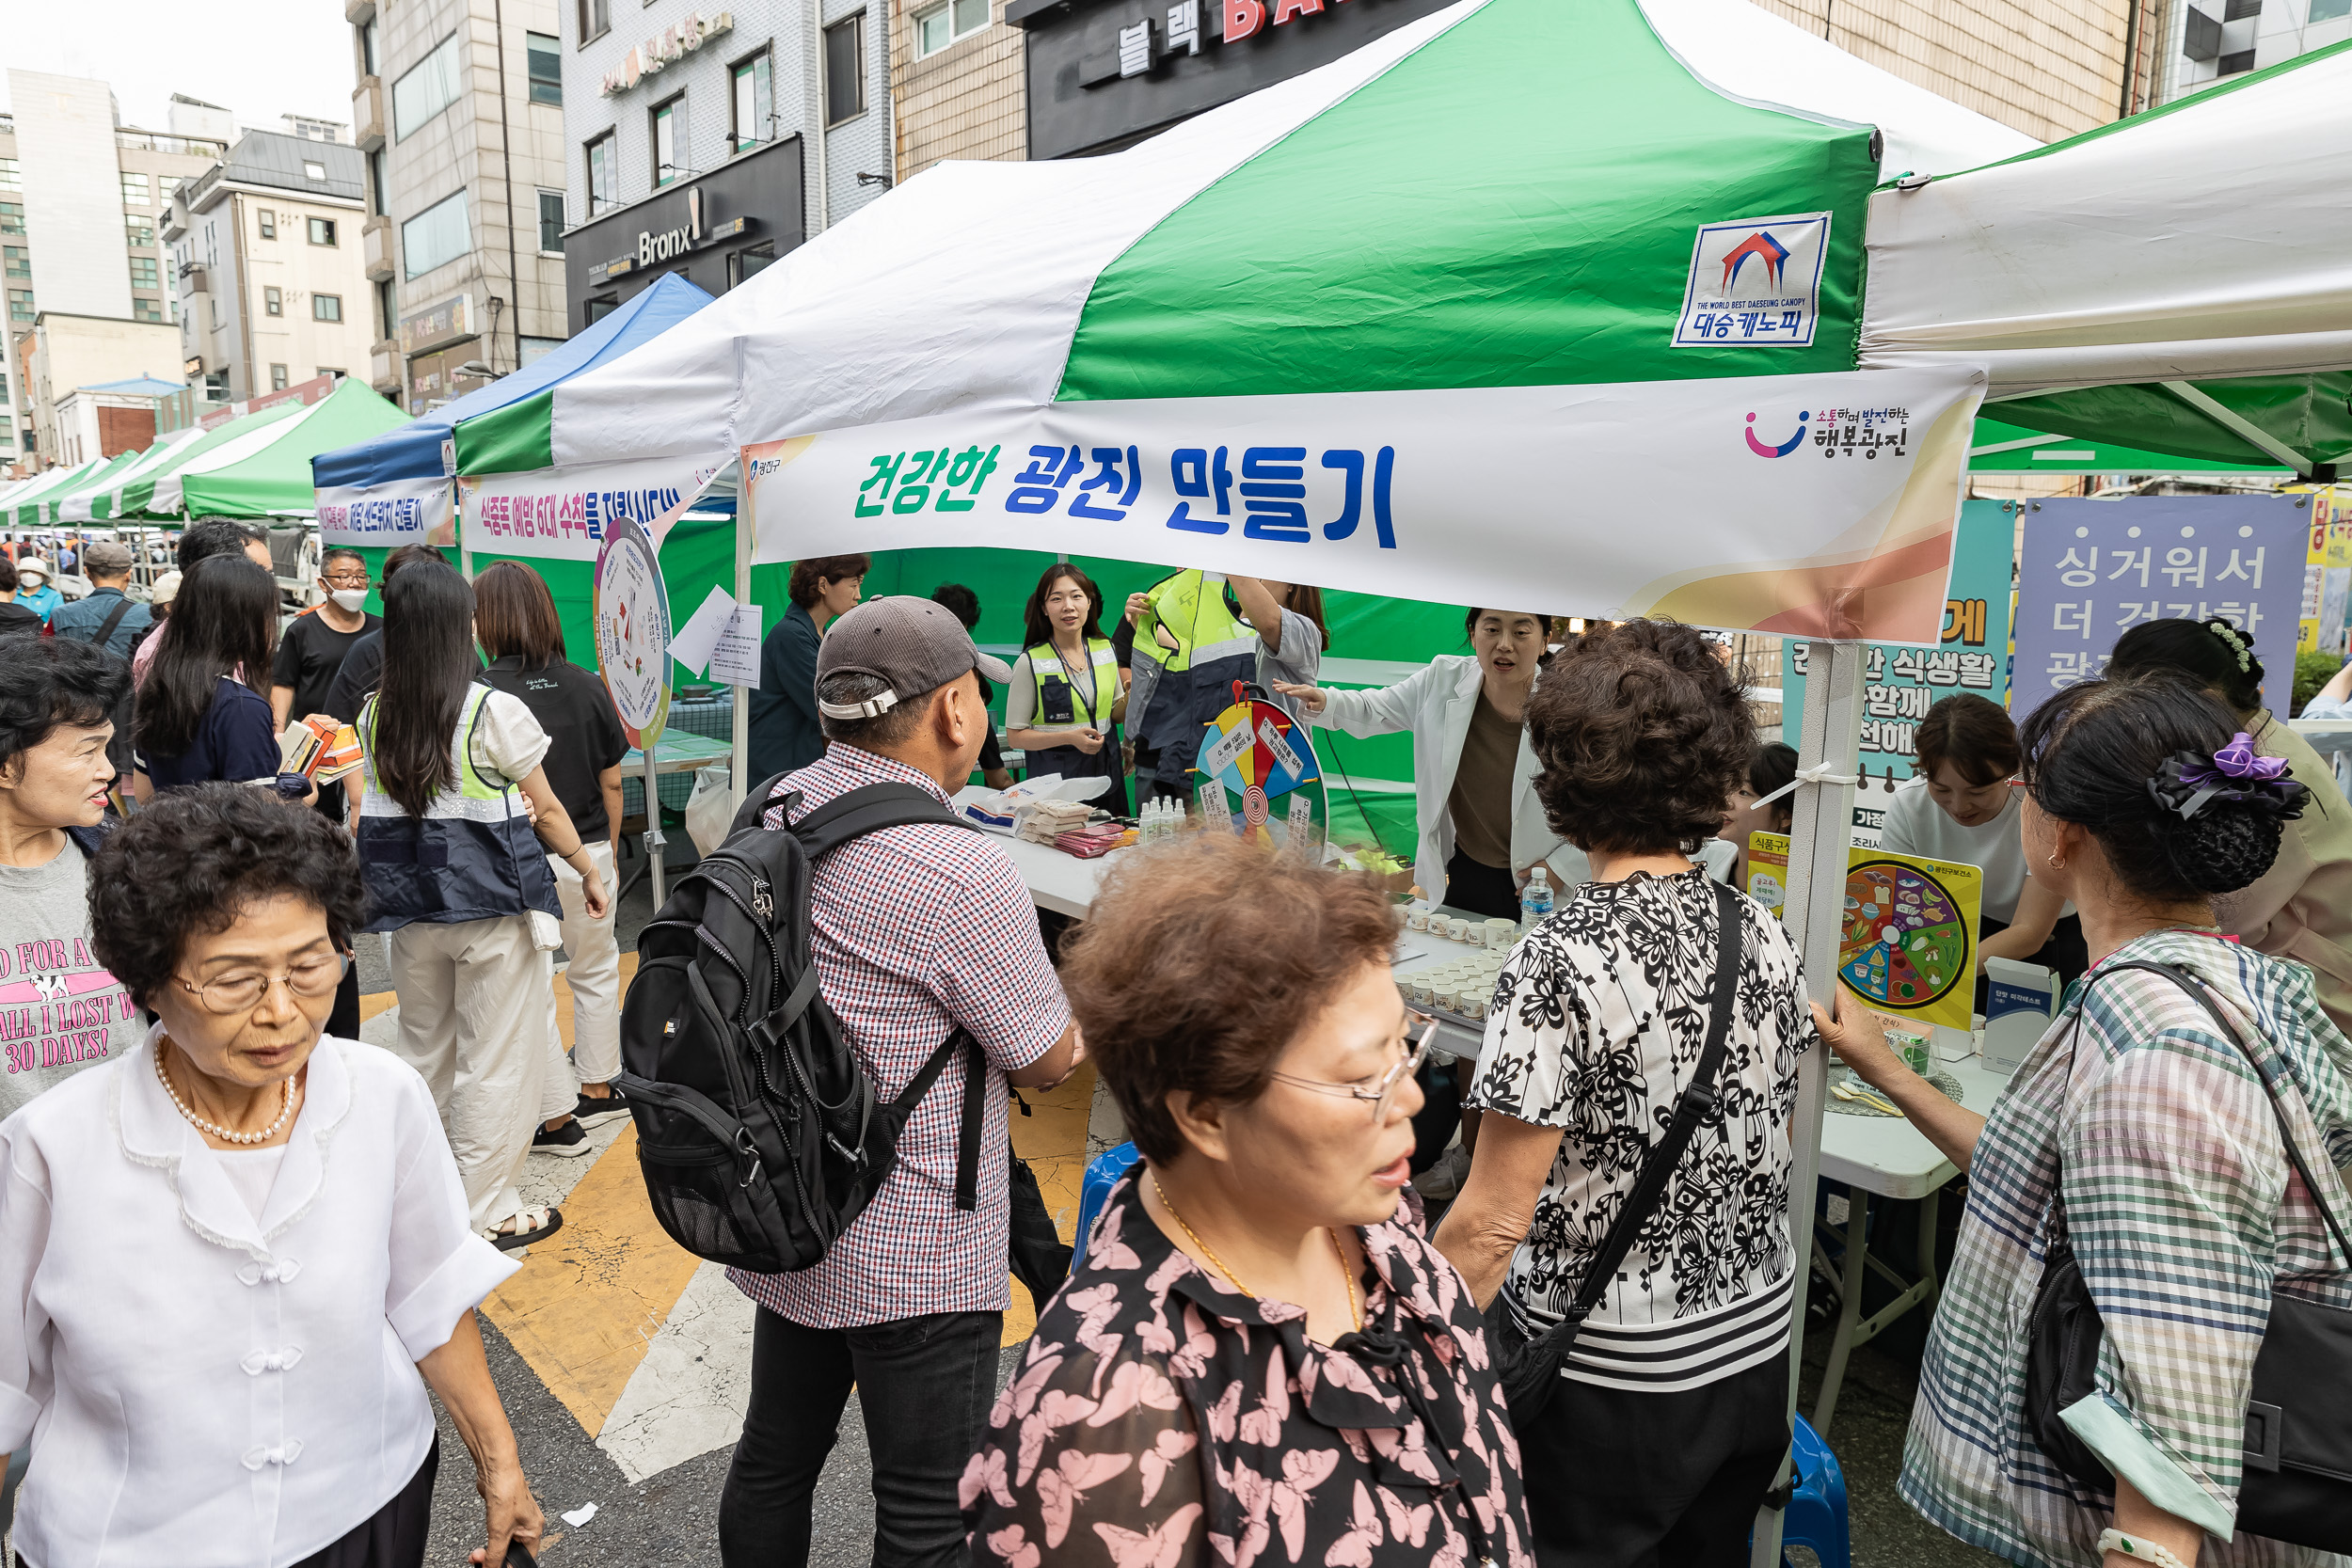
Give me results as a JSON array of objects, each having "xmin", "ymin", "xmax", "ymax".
[
  {"xmin": 317, "ymin": 476, "xmax": 456, "ymax": 547},
  {"xmin": 741, "ymin": 368, "xmax": 1987, "ymax": 645},
  {"xmin": 456, "ymin": 452, "xmax": 732, "ymax": 562}
]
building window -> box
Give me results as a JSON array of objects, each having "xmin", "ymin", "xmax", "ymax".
[
  {"xmin": 537, "ymin": 191, "xmax": 564, "ymax": 253},
  {"xmin": 258, "ymin": 208, "xmax": 277, "ymax": 239},
  {"xmin": 401, "ymin": 190, "xmax": 470, "ymax": 277},
  {"xmin": 126, "ymin": 218, "xmax": 154, "ymax": 248},
  {"xmin": 376, "ymin": 278, "xmax": 396, "ymax": 341},
  {"xmin": 914, "ymin": 0, "xmax": 990, "ymax": 57},
  {"xmin": 825, "ymin": 16, "xmax": 867, "ymax": 125},
  {"xmin": 393, "ymin": 32, "xmax": 465, "ymax": 142},
  {"xmin": 0, "ymin": 159, "xmax": 18, "ymax": 192},
  {"xmin": 586, "ymin": 134, "xmax": 617, "ymax": 215},
  {"xmin": 309, "ymin": 216, "xmax": 339, "ymax": 246},
  {"xmin": 2217, "ymin": 46, "xmax": 2258, "ymax": 71},
  {"xmin": 271, "ymin": 364, "xmax": 291, "ymax": 391},
  {"xmin": 651, "ymin": 97, "xmax": 682, "ymax": 188},
  {"xmin": 2313, "ymin": 0, "xmax": 2350, "ymax": 21},
  {"xmin": 2, "ymin": 247, "xmax": 25, "ymax": 280},
  {"xmin": 265, "ymin": 286, "xmax": 284, "ymax": 316},
  {"xmin": 314, "ymin": 293, "xmax": 343, "ymax": 323},
  {"xmin": 728, "ymin": 240, "xmax": 776, "ymax": 289},
  {"xmin": 133, "ymin": 296, "xmax": 165, "ymax": 323},
  {"xmin": 583, "ymin": 293, "xmax": 618, "ymax": 324},
  {"xmin": 129, "ymin": 256, "xmax": 159, "ymax": 289},
  {"xmin": 528, "ymin": 33, "xmax": 562, "ymax": 104},
  {"xmin": 579, "ymin": 0, "xmax": 610, "ymax": 42},
  {"xmin": 121, "ymin": 171, "xmax": 151, "ymax": 207},
  {"xmin": 358, "ymin": 16, "xmax": 380, "ymax": 76},
  {"xmin": 303, "ymin": 160, "xmax": 328, "ymax": 182},
  {"xmin": 7, "ymin": 290, "xmax": 31, "ymax": 323},
  {"xmin": 732, "ymin": 50, "xmax": 772, "ymax": 151},
  {"xmin": 0, "ymin": 203, "xmax": 22, "ymax": 236}
]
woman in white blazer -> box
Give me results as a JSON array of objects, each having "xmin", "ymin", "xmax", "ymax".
[
  {"xmin": 0, "ymin": 784, "xmax": 541, "ymax": 1568},
  {"xmin": 1277, "ymin": 607, "xmax": 1577, "ymax": 917}
]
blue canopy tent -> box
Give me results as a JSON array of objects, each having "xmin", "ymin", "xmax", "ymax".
[{"xmin": 309, "ymin": 272, "xmax": 718, "ymax": 572}]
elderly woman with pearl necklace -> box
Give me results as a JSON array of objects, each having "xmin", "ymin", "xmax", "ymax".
[{"xmin": 0, "ymin": 783, "xmax": 541, "ymax": 1568}]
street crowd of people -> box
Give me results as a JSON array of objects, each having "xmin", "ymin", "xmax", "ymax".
[{"xmin": 0, "ymin": 528, "xmax": 2349, "ymax": 1568}]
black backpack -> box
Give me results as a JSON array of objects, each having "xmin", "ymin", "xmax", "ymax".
[{"xmin": 614, "ymin": 775, "xmax": 988, "ymax": 1275}]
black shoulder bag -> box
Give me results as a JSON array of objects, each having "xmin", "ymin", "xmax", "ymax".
[
  {"xmin": 1496, "ymin": 879, "xmax": 1745, "ymax": 1422},
  {"xmin": 2026, "ymin": 959, "xmax": 2352, "ymax": 1552}
]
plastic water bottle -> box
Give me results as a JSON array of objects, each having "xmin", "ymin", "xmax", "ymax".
[{"xmin": 1520, "ymin": 865, "xmax": 1553, "ymax": 928}]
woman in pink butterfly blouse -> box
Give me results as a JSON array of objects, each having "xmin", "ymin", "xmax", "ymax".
[{"xmin": 961, "ymin": 837, "xmax": 1536, "ymax": 1568}]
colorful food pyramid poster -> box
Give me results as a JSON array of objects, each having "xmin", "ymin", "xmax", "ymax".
[{"xmin": 1745, "ymin": 832, "xmax": 1983, "ymax": 1033}]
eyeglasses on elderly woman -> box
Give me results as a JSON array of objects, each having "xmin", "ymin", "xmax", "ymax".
[{"xmin": 1266, "ymin": 1010, "xmax": 1438, "ymax": 1121}]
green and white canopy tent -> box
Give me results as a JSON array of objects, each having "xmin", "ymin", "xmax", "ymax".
[
  {"xmin": 5, "ymin": 457, "xmax": 106, "ymax": 530},
  {"xmin": 61, "ymin": 425, "xmax": 207, "ymax": 521},
  {"xmin": 101, "ymin": 401, "xmax": 310, "ymax": 520},
  {"xmin": 116, "ymin": 380, "xmax": 410, "ymax": 520}
]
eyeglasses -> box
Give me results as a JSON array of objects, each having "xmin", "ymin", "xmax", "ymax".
[
  {"xmin": 175, "ymin": 953, "xmax": 347, "ymax": 1016},
  {"xmin": 1268, "ymin": 1012, "xmax": 1437, "ymax": 1121},
  {"xmin": 323, "ymin": 571, "xmax": 372, "ymax": 588}
]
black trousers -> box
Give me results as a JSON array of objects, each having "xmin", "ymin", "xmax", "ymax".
[
  {"xmin": 1444, "ymin": 848, "xmax": 1520, "ymax": 921},
  {"xmin": 1500, "ymin": 1318, "xmax": 1788, "ymax": 1568},
  {"xmin": 720, "ymin": 1305, "xmax": 1003, "ymax": 1568}
]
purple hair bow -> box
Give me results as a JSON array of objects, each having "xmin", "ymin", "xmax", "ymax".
[{"xmin": 2149, "ymin": 732, "xmax": 2306, "ymax": 822}]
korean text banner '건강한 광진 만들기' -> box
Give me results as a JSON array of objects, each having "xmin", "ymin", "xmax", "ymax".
[{"xmin": 737, "ymin": 369, "xmax": 1987, "ymax": 644}]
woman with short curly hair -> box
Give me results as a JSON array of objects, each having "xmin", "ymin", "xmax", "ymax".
[
  {"xmin": 0, "ymin": 784, "xmax": 544, "ymax": 1568},
  {"xmin": 1432, "ymin": 617, "xmax": 1820, "ymax": 1566}
]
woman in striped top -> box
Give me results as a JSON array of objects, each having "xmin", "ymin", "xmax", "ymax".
[{"xmin": 1826, "ymin": 672, "xmax": 2352, "ymax": 1568}]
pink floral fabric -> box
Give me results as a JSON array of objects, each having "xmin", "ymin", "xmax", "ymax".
[{"xmin": 961, "ymin": 1174, "xmax": 1536, "ymax": 1568}]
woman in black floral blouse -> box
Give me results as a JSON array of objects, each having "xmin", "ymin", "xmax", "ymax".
[
  {"xmin": 1433, "ymin": 618, "xmax": 1818, "ymax": 1567},
  {"xmin": 961, "ymin": 834, "xmax": 1536, "ymax": 1568}
]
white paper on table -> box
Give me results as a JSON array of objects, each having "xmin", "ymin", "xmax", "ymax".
[
  {"xmin": 667, "ymin": 586, "xmax": 737, "ymax": 675},
  {"xmin": 709, "ymin": 604, "xmax": 763, "ymax": 688}
]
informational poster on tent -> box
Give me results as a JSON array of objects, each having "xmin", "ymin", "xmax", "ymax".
[
  {"xmin": 2300, "ymin": 488, "xmax": 2351, "ymax": 657},
  {"xmin": 740, "ymin": 367, "xmax": 1986, "ymax": 647},
  {"xmin": 317, "ymin": 476, "xmax": 455, "ymax": 548},
  {"xmin": 1747, "ymin": 832, "xmax": 1982, "ymax": 1034},
  {"xmin": 1672, "ymin": 212, "xmax": 1832, "ymax": 350},
  {"xmin": 1781, "ymin": 497, "xmax": 2014, "ymax": 843},
  {"xmin": 458, "ymin": 451, "xmax": 731, "ymax": 562},
  {"xmin": 2013, "ymin": 496, "xmax": 2306, "ymax": 720},
  {"xmin": 593, "ymin": 516, "xmax": 671, "ymax": 748}
]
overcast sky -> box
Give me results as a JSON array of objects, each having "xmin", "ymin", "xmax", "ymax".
[{"xmin": 1, "ymin": 1, "xmax": 353, "ymax": 135}]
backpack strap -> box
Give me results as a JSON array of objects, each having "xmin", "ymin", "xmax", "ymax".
[
  {"xmin": 87, "ymin": 594, "xmax": 135, "ymax": 652},
  {"xmin": 1532, "ymin": 879, "xmax": 1748, "ymax": 1354},
  {"xmin": 884, "ymin": 1028, "xmax": 987, "ymax": 1212}
]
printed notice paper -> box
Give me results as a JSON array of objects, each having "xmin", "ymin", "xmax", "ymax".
[
  {"xmin": 710, "ymin": 605, "xmax": 762, "ymax": 688},
  {"xmin": 667, "ymin": 586, "xmax": 737, "ymax": 676}
]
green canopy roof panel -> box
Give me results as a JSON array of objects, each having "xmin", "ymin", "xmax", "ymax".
[
  {"xmin": 1987, "ymin": 374, "xmax": 2352, "ymax": 473},
  {"xmin": 117, "ymin": 401, "xmax": 309, "ymax": 517},
  {"xmin": 1968, "ymin": 416, "xmax": 2293, "ymax": 475},
  {"xmin": 6, "ymin": 457, "xmax": 105, "ymax": 528},
  {"xmin": 1058, "ymin": 0, "xmax": 1878, "ymax": 402},
  {"xmin": 153, "ymin": 381, "xmax": 410, "ymax": 518},
  {"xmin": 46, "ymin": 448, "xmax": 145, "ymax": 523}
]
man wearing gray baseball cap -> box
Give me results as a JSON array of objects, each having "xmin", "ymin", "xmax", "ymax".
[
  {"xmin": 720, "ymin": 596, "xmax": 1080, "ymax": 1568},
  {"xmin": 50, "ymin": 541, "xmax": 152, "ymax": 661}
]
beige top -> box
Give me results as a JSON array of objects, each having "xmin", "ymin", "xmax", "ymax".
[{"xmin": 2217, "ymin": 711, "xmax": 2352, "ymax": 1037}]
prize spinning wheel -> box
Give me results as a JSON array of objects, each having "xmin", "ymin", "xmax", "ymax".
[
  {"xmin": 1837, "ymin": 860, "xmax": 1972, "ymax": 1012},
  {"xmin": 1191, "ymin": 685, "xmax": 1327, "ymax": 857}
]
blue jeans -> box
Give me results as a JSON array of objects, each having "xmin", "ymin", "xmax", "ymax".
[{"xmin": 719, "ymin": 1305, "xmax": 1002, "ymax": 1568}]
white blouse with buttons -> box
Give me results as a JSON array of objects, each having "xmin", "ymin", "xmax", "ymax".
[{"xmin": 0, "ymin": 1025, "xmax": 517, "ymax": 1567}]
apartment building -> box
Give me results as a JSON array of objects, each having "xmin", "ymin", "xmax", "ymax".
[
  {"xmin": 164, "ymin": 128, "xmax": 374, "ymax": 403},
  {"xmin": 349, "ymin": 0, "xmax": 569, "ymax": 413},
  {"xmin": 559, "ymin": 0, "xmax": 890, "ymax": 331},
  {"xmin": 0, "ymin": 70, "xmax": 222, "ymax": 473},
  {"xmin": 2160, "ymin": 0, "xmax": 2347, "ymax": 102}
]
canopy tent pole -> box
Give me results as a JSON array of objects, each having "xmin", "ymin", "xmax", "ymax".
[
  {"xmin": 730, "ymin": 463, "xmax": 754, "ymax": 816},
  {"xmin": 1749, "ymin": 638, "xmax": 1864, "ymax": 1567}
]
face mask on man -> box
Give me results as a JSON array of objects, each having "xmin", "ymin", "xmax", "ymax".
[{"xmin": 329, "ymin": 589, "xmax": 370, "ymax": 612}]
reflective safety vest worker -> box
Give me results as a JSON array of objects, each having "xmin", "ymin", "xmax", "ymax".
[
  {"xmin": 1130, "ymin": 570, "xmax": 1256, "ymax": 782},
  {"xmin": 355, "ymin": 682, "xmax": 563, "ymax": 935},
  {"xmin": 1023, "ymin": 638, "xmax": 1120, "ymax": 732}
]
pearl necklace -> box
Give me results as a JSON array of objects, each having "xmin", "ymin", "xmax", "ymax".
[{"xmin": 154, "ymin": 1047, "xmax": 297, "ymax": 1146}]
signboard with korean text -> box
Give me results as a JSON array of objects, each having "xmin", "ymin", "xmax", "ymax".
[
  {"xmin": 1783, "ymin": 497, "xmax": 2014, "ymax": 842},
  {"xmin": 317, "ymin": 475, "xmax": 454, "ymax": 548},
  {"xmin": 2300, "ymin": 487, "xmax": 2351, "ymax": 657},
  {"xmin": 739, "ymin": 367, "xmax": 1986, "ymax": 646},
  {"xmin": 593, "ymin": 515, "xmax": 672, "ymax": 749},
  {"xmin": 1746, "ymin": 832, "xmax": 1983, "ymax": 1034},
  {"xmin": 2014, "ymin": 495, "xmax": 2306, "ymax": 720},
  {"xmin": 457, "ymin": 451, "xmax": 733, "ymax": 562},
  {"xmin": 1673, "ymin": 212, "xmax": 1832, "ymax": 350}
]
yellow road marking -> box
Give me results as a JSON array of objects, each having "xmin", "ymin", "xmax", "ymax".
[{"xmin": 1004, "ymin": 1061, "xmax": 1096, "ymax": 1346}]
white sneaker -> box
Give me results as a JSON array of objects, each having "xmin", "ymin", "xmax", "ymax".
[{"xmin": 1413, "ymin": 1145, "xmax": 1473, "ymax": 1202}]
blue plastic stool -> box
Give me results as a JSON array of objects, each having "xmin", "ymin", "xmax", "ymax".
[
  {"xmin": 1781, "ymin": 1414, "xmax": 1851, "ymax": 1568},
  {"xmin": 1072, "ymin": 1142, "xmax": 1141, "ymax": 1273}
]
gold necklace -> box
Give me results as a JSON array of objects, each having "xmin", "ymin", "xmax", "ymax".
[{"xmin": 1150, "ymin": 1173, "xmax": 1361, "ymax": 1334}]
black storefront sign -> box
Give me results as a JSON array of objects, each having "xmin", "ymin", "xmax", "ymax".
[
  {"xmin": 562, "ymin": 134, "xmax": 807, "ymax": 335},
  {"xmin": 1008, "ymin": 0, "xmax": 1463, "ymax": 161}
]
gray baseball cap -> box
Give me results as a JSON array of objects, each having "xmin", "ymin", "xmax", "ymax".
[
  {"xmin": 82, "ymin": 541, "xmax": 133, "ymax": 576},
  {"xmin": 816, "ymin": 595, "xmax": 1012, "ymax": 720}
]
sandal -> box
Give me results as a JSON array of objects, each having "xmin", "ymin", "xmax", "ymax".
[{"xmin": 485, "ymin": 1205, "xmax": 564, "ymax": 1252}]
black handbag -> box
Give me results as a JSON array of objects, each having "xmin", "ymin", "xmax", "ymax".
[
  {"xmin": 1495, "ymin": 880, "xmax": 1744, "ymax": 1422},
  {"xmin": 1007, "ymin": 1094, "xmax": 1073, "ymax": 1309},
  {"xmin": 2026, "ymin": 959, "xmax": 2352, "ymax": 1552}
]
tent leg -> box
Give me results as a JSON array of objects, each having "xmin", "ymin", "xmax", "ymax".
[
  {"xmin": 1749, "ymin": 638, "xmax": 1863, "ymax": 1568},
  {"xmin": 730, "ymin": 489, "xmax": 753, "ymax": 814},
  {"xmin": 643, "ymin": 746, "xmax": 668, "ymax": 910}
]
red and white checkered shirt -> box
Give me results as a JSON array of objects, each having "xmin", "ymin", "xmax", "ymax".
[{"xmin": 727, "ymin": 744, "xmax": 1071, "ymax": 1328}]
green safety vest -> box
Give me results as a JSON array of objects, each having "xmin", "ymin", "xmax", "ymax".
[{"xmin": 1025, "ymin": 638, "xmax": 1120, "ymax": 732}]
